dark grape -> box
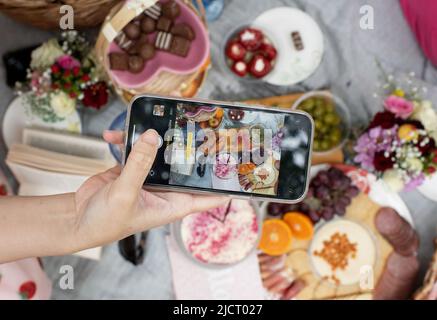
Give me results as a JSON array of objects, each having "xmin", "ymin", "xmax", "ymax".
[
  {"xmin": 315, "ymin": 186, "xmax": 330, "ymax": 200},
  {"xmin": 311, "ymin": 177, "xmax": 322, "ymax": 187},
  {"xmin": 335, "ymin": 203, "xmax": 347, "ymax": 216},
  {"xmin": 321, "ymin": 199, "xmax": 333, "ymax": 207},
  {"xmin": 267, "ymin": 202, "xmax": 283, "ymax": 216},
  {"xmin": 300, "ymin": 203, "xmax": 310, "ymax": 214},
  {"xmin": 305, "ymin": 167, "xmax": 361, "ymax": 223},
  {"xmin": 317, "ymin": 171, "xmax": 330, "ymax": 184},
  {"xmin": 321, "ymin": 207, "xmax": 334, "ymax": 219},
  {"xmin": 283, "ymin": 203, "xmax": 300, "ymax": 213},
  {"xmin": 308, "ymin": 209, "xmax": 321, "ymax": 223},
  {"xmin": 345, "ymin": 186, "xmax": 360, "ymax": 198},
  {"xmin": 338, "ymin": 196, "xmax": 351, "ymax": 207},
  {"xmin": 322, "ymin": 208, "xmax": 334, "ymax": 221}
]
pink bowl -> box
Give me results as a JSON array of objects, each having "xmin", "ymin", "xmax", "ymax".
[{"xmin": 107, "ymin": 0, "xmax": 210, "ymax": 89}]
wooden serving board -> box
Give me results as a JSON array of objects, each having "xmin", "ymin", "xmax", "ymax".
[
  {"xmin": 242, "ymin": 93, "xmax": 344, "ymax": 165},
  {"xmin": 284, "ymin": 193, "xmax": 393, "ymax": 300}
]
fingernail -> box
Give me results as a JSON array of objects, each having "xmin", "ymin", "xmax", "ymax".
[{"xmin": 142, "ymin": 129, "xmax": 159, "ymax": 146}]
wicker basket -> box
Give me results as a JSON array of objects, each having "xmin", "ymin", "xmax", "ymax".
[
  {"xmin": 95, "ymin": 0, "xmax": 209, "ymax": 104},
  {"xmin": 0, "ymin": 0, "xmax": 121, "ymax": 30}
]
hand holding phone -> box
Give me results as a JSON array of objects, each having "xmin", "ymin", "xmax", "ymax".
[{"xmin": 124, "ymin": 95, "xmax": 314, "ymax": 203}]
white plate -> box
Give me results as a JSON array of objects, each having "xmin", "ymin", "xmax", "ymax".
[
  {"xmin": 417, "ymin": 174, "xmax": 437, "ymax": 203},
  {"xmin": 252, "ymin": 7, "xmax": 324, "ymax": 86},
  {"xmin": 2, "ymin": 95, "xmax": 82, "ymax": 149}
]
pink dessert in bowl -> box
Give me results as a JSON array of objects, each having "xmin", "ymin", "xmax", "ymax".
[
  {"xmin": 213, "ymin": 153, "xmax": 238, "ymax": 180},
  {"xmin": 177, "ymin": 200, "xmax": 260, "ymax": 266}
]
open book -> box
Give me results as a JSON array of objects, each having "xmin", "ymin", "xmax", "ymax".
[{"xmin": 6, "ymin": 128, "xmax": 117, "ymax": 260}]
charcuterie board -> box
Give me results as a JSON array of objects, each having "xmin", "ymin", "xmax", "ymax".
[{"xmin": 260, "ymin": 164, "xmax": 414, "ymax": 300}]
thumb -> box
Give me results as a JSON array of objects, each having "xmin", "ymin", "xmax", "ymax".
[{"xmin": 116, "ymin": 129, "xmax": 159, "ymax": 193}]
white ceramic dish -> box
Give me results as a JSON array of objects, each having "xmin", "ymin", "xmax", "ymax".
[{"xmin": 252, "ymin": 7, "xmax": 324, "ymax": 86}]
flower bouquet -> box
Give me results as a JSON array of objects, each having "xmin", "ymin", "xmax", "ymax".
[
  {"xmin": 354, "ymin": 71, "xmax": 437, "ymax": 192},
  {"xmin": 16, "ymin": 31, "xmax": 110, "ymax": 123}
]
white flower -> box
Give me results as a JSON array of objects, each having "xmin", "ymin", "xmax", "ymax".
[
  {"xmin": 382, "ymin": 169, "xmax": 405, "ymax": 192},
  {"xmin": 51, "ymin": 92, "xmax": 76, "ymax": 118},
  {"xmin": 30, "ymin": 39, "xmax": 64, "ymax": 70},
  {"xmin": 412, "ymin": 100, "xmax": 437, "ymax": 134},
  {"xmin": 406, "ymin": 158, "xmax": 423, "ymax": 173}
]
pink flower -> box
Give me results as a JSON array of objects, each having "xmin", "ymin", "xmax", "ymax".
[
  {"xmin": 56, "ymin": 54, "xmax": 81, "ymax": 70},
  {"xmin": 384, "ymin": 95, "xmax": 414, "ymax": 119}
]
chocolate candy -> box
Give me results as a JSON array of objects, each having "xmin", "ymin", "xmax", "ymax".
[
  {"xmin": 127, "ymin": 34, "xmax": 149, "ymax": 55},
  {"xmin": 170, "ymin": 36, "xmax": 191, "ymax": 57},
  {"xmin": 156, "ymin": 16, "xmax": 172, "ymax": 32},
  {"xmin": 128, "ymin": 55, "xmax": 145, "ymax": 73},
  {"xmin": 109, "ymin": 52, "xmax": 129, "ymax": 71},
  {"xmin": 155, "ymin": 32, "xmax": 173, "ymax": 51},
  {"xmin": 139, "ymin": 43, "xmax": 156, "ymax": 60},
  {"xmin": 141, "ymin": 16, "xmax": 156, "ymax": 34},
  {"xmin": 144, "ymin": 3, "xmax": 162, "ymax": 20},
  {"xmin": 162, "ymin": 0, "xmax": 180, "ymax": 19},
  {"xmin": 171, "ymin": 23, "xmax": 195, "ymax": 40},
  {"xmin": 291, "ymin": 31, "xmax": 304, "ymax": 51},
  {"xmin": 123, "ymin": 22, "xmax": 141, "ymax": 40},
  {"xmin": 115, "ymin": 32, "xmax": 134, "ymax": 51}
]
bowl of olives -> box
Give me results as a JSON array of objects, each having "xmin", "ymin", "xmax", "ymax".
[{"xmin": 292, "ymin": 91, "xmax": 350, "ymax": 154}]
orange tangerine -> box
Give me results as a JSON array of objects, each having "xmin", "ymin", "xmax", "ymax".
[
  {"xmin": 258, "ymin": 219, "xmax": 293, "ymax": 256},
  {"xmin": 283, "ymin": 212, "xmax": 314, "ymax": 241}
]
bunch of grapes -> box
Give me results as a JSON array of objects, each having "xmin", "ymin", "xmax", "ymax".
[{"xmin": 267, "ymin": 167, "xmax": 360, "ymax": 224}]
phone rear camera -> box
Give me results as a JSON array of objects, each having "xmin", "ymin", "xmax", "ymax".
[{"xmin": 153, "ymin": 104, "xmax": 165, "ymax": 117}]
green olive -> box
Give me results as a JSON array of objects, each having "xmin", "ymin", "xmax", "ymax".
[{"xmin": 320, "ymin": 140, "xmax": 330, "ymax": 151}]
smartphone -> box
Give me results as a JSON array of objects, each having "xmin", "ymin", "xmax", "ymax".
[{"xmin": 124, "ymin": 95, "xmax": 314, "ymax": 203}]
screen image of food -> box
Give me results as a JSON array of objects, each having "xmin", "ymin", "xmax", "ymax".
[
  {"xmin": 127, "ymin": 97, "xmax": 312, "ymax": 200},
  {"xmin": 167, "ymin": 103, "xmax": 285, "ymax": 196}
]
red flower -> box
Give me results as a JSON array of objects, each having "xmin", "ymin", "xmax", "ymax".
[
  {"xmin": 63, "ymin": 82, "xmax": 72, "ymax": 89},
  {"xmin": 427, "ymin": 167, "xmax": 436, "ymax": 174},
  {"xmin": 69, "ymin": 92, "xmax": 77, "ymax": 98},
  {"xmin": 51, "ymin": 83, "xmax": 59, "ymax": 90},
  {"xmin": 82, "ymin": 82, "xmax": 109, "ymax": 110},
  {"xmin": 51, "ymin": 64, "xmax": 60, "ymax": 74},
  {"xmin": 368, "ymin": 111, "xmax": 399, "ymax": 130},
  {"xmin": 433, "ymin": 151, "xmax": 437, "ymax": 164},
  {"xmin": 0, "ymin": 184, "xmax": 7, "ymax": 196},
  {"xmin": 373, "ymin": 151, "xmax": 395, "ymax": 171},
  {"xmin": 417, "ymin": 137, "xmax": 436, "ymax": 156},
  {"xmin": 81, "ymin": 74, "xmax": 91, "ymax": 82},
  {"xmin": 72, "ymin": 66, "xmax": 81, "ymax": 76},
  {"xmin": 63, "ymin": 69, "xmax": 71, "ymax": 77},
  {"xmin": 19, "ymin": 281, "xmax": 36, "ymax": 300}
]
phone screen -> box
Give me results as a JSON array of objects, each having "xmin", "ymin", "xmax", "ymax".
[{"xmin": 126, "ymin": 96, "xmax": 313, "ymax": 202}]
